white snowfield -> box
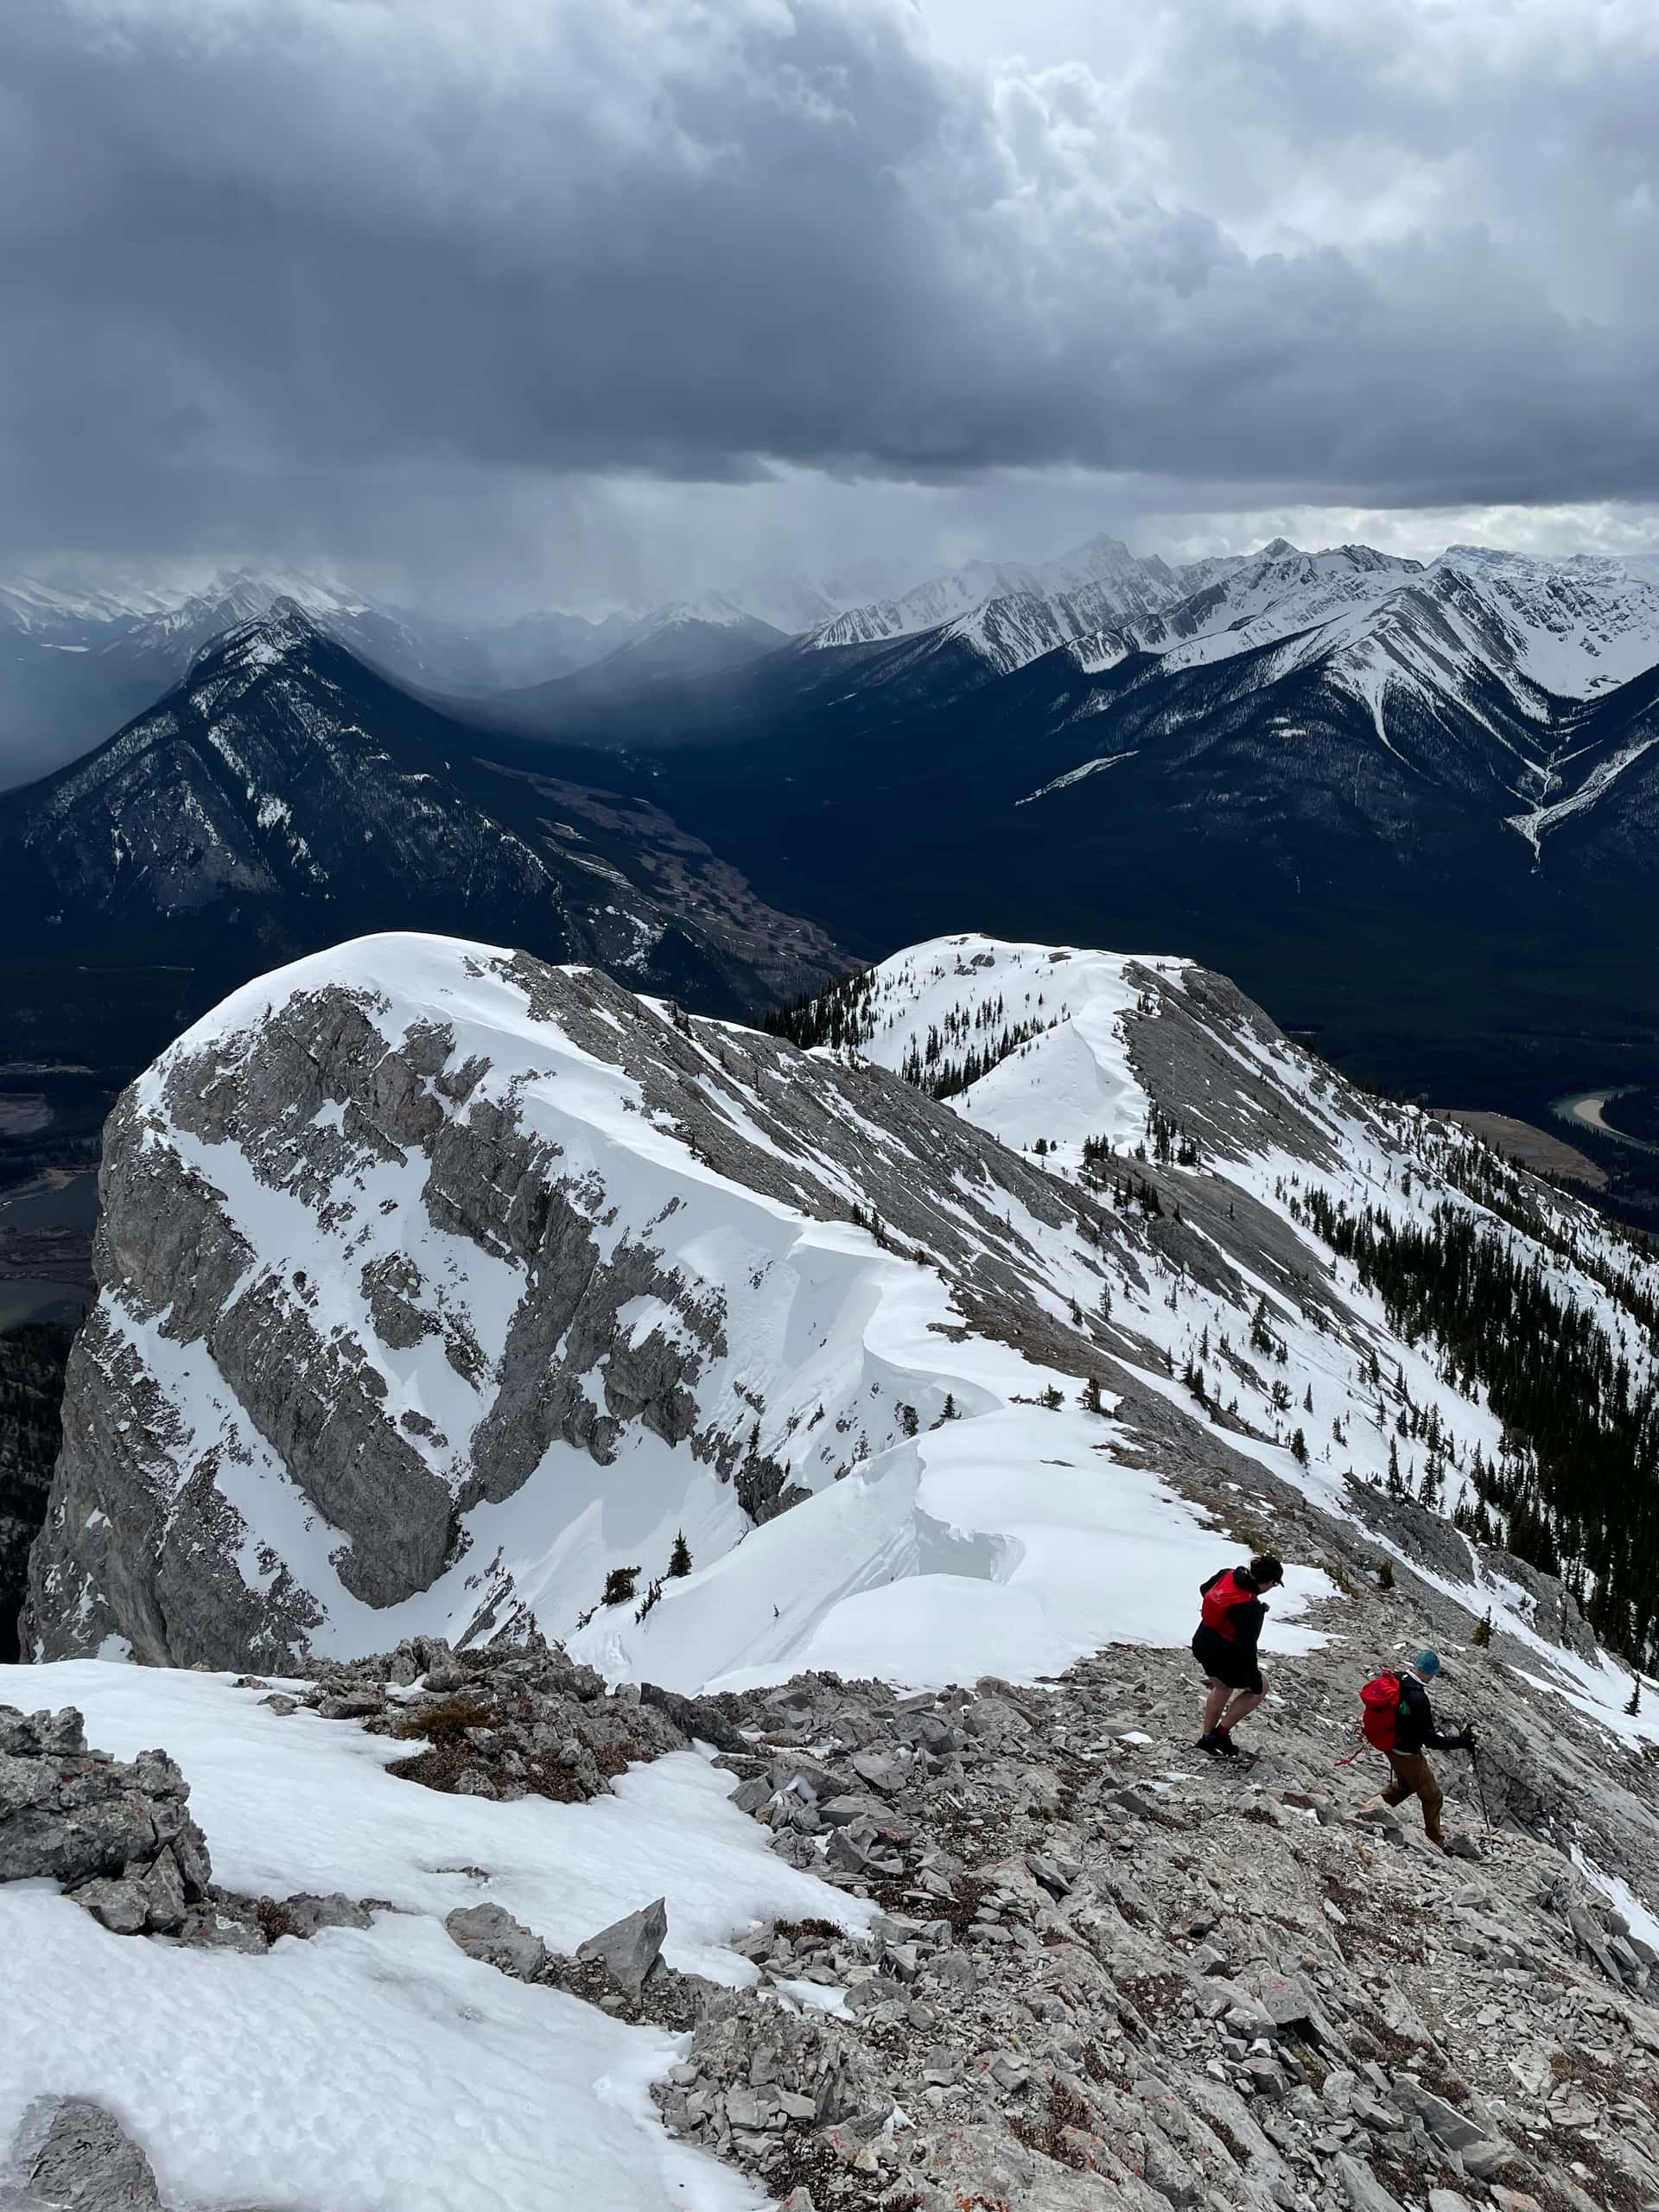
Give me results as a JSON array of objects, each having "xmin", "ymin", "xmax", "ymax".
[{"xmin": 0, "ymin": 1659, "xmax": 859, "ymax": 2212}]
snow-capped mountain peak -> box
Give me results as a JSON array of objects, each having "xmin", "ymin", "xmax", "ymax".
[
  {"xmin": 626, "ymin": 592, "xmax": 777, "ymax": 638},
  {"xmin": 806, "ymin": 532, "xmax": 1192, "ymax": 675}
]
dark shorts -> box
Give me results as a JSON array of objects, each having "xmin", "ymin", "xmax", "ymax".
[{"xmin": 1192, "ymin": 1624, "xmax": 1263, "ymax": 1695}]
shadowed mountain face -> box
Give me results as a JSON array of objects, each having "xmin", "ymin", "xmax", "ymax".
[
  {"xmin": 0, "ymin": 570, "xmax": 796, "ymax": 791},
  {"xmin": 0, "ymin": 607, "xmax": 848, "ymax": 1071},
  {"xmin": 0, "ymin": 569, "xmax": 488, "ymax": 789}
]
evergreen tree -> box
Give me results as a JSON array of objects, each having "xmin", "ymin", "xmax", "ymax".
[
  {"xmin": 668, "ymin": 1530, "xmax": 692, "ymax": 1579},
  {"xmin": 1471, "ymin": 1608, "xmax": 1493, "ymax": 1648}
]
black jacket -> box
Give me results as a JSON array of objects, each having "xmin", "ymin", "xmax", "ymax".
[{"xmin": 1393, "ymin": 1673, "xmax": 1462, "ymax": 1757}]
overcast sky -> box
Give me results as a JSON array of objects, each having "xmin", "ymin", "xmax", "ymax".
[{"xmin": 8, "ymin": 0, "xmax": 1659, "ymax": 611}]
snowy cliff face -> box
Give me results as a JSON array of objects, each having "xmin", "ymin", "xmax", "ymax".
[
  {"xmin": 33, "ymin": 931, "xmax": 1212, "ymax": 1678},
  {"xmin": 26, "ymin": 931, "xmax": 1657, "ymax": 1741}
]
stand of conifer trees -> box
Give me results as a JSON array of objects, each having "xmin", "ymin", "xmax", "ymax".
[{"xmin": 1306, "ymin": 1189, "xmax": 1659, "ymax": 1664}]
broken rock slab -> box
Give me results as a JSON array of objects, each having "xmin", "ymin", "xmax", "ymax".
[
  {"xmin": 276, "ymin": 1892, "xmax": 374, "ymax": 1941},
  {"xmin": 575, "ymin": 1897, "xmax": 668, "ymax": 1993},
  {"xmin": 444, "ymin": 1903, "xmax": 549, "ymax": 1981},
  {"xmin": 1338, "ymin": 2152, "xmax": 1409, "ymax": 2212}
]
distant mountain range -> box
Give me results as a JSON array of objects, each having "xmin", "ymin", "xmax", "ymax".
[
  {"xmin": 9, "ymin": 531, "xmax": 1659, "ymax": 1111},
  {"xmin": 0, "ymin": 604, "xmax": 848, "ymax": 1069},
  {"xmin": 483, "ymin": 534, "xmax": 1659, "ymax": 1108}
]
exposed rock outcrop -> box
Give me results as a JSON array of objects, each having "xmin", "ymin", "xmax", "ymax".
[
  {"xmin": 0, "ymin": 1700, "xmax": 382, "ymax": 1959},
  {"xmin": 645, "ymin": 1618, "xmax": 1659, "ymax": 2212},
  {"xmin": 0, "ymin": 1703, "xmax": 212, "ymax": 1935},
  {"xmin": 10, "ymin": 2097, "xmax": 163, "ymax": 2212}
]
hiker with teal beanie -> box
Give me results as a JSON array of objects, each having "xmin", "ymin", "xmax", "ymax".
[{"xmin": 1357, "ymin": 1648, "xmax": 1474, "ymax": 1851}]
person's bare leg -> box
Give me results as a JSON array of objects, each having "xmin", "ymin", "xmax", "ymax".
[
  {"xmin": 1202, "ymin": 1680, "xmax": 1230, "ymax": 1733},
  {"xmin": 1218, "ymin": 1688, "xmax": 1265, "ymax": 1732}
]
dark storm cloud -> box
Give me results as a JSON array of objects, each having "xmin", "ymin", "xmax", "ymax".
[{"xmin": 5, "ymin": 0, "xmax": 1659, "ymax": 569}]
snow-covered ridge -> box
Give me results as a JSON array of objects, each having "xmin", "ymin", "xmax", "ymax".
[
  {"xmin": 29, "ymin": 929, "xmax": 1659, "ymax": 1748},
  {"xmin": 34, "ymin": 931, "xmax": 1303, "ymax": 1693},
  {"xmin": 15, "ymin": 927, "xmax": 1659, "ymax": 2212},
  {"xmin": 810, "ymin": 531, "xmax": 1186, "ymax": 658}
]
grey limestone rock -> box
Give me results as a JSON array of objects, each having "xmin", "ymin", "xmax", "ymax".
[
  {"xmin": 1459, "ymin": 2140, "xmax": 1515, "ymax": 2182},
  {"xmin": 66, "ymin": 1877, "xmax": 149, "ymax": 1936},
  {"xmin": 1337, "ymin": 2155, "xmax": 1409, "ymax": 2212},
  {"xmin": 279, "ymin": 1891, "xmax": 373, "ymax": 1940},
  {"xmin": 575, "ymin": 1896, "xmax": 667, "ymax": 1993},
  {"xmin": 0, "ymin": 1702, "xmax": 213, "ymax": 1936},
  {"xmin": 13, "ymin": 2097, "xmax": 162, "ymax": 2211},
  {"xmin": 444, "ymin": 1901, "xmax": 549, "ymax": 1980}
]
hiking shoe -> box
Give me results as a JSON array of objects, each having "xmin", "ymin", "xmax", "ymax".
[
  {"xmin": 1194, "ymin": 1730, "xmax": 1226, "ymax": 1756},
  {"xmin": 1212, "ymin": 1730, "xmax": 1241, "ymax": 1758}
]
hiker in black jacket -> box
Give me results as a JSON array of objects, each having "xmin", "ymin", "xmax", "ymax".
[
  {"xmin": 1363, "ymin": 1649, "xmax": 1474, "ymax": 1848},
  {"xmin": 1192, "ymin": 1554, "xmax": 1284, "ymax": 1757}
]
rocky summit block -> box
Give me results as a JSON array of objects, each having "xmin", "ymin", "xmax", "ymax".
[
  {"xmin": 0, "ymin": 1700, "xmax": 379, "ymax": 1961},
  {"xmin": 0, "ymin": 1701, "xmax": 212, "ymax": 1933}
]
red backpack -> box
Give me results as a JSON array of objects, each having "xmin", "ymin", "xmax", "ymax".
[
  {"xmin": 1359, "ymin": 1671, "xmax": 1402, "ymax": 1751},
  {"xmin": 1200, "ymin": 1568, "xmax": 1252, "ymax": 1640}
]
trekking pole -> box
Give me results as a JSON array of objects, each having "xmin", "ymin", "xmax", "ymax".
[{"xmin": 1466, "ymin": 1743, "xmax": 1493, "ymax": 1834}]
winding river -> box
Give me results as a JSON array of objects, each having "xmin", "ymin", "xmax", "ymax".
[{"xmin": 1551, "ymin": 1086, "xmax": 1659, "ymax": 1159}]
